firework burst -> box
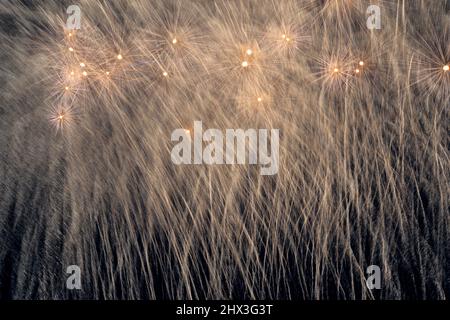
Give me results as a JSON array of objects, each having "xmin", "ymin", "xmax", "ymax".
[{"xmin": 0, "ymin": 0, "xmax": 448, "ymax": 300}]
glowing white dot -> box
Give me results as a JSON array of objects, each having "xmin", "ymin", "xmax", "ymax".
[
  {"xmin": 443, "ymin": 65, "xmax": 449, "ymax": 72},
  {"xmin": 163, "ymin": 71, "xmax": 168, "ymax": 77},
  {"xmin": 246, "ymin": 49, "xmax": 253, "ymax": 56},
  {"xmin": 172, "ymin": 38, "xmax": 177, "ymax": 44},
  {"xmin": 355, "ymin": 69, "xmax": 360, "ymax": 74},
  {"xmin": 82, "ymin": 71, "xmax": 88, "ymax": 76},
  {"xmin": 117, "ymin": 54, "xmax": 123, "ymax": 60},
  {"xmin": 80, "ymin": 62, "xmax": 85, "ymax": 68},
  {"xmin": 68, "ymin": 47, "xmax": 74, "ymax": 52},
  {"xmin": 359, "ymin": 61, "xmax": 364, "ymax": 66},
  {"xmin": 257, "ymin": 97, "xmax": 262, "ymax": 102},
  {"xmin": 242, "ymin": 61, "xmax": 249, "ymax": 67},
  {"xmin": 333, "ymin": 68, "xmax": 339, "ymax": 73}
]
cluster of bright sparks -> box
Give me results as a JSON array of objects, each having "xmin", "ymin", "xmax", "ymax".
[{"xmin": 49, "ymin": 5, "xmax": 450, "ymax": 132}]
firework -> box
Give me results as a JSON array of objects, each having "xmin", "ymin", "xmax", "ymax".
[{"xmin": 0, "ymin": 0, "xmax": 448, "ymax": 301}]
